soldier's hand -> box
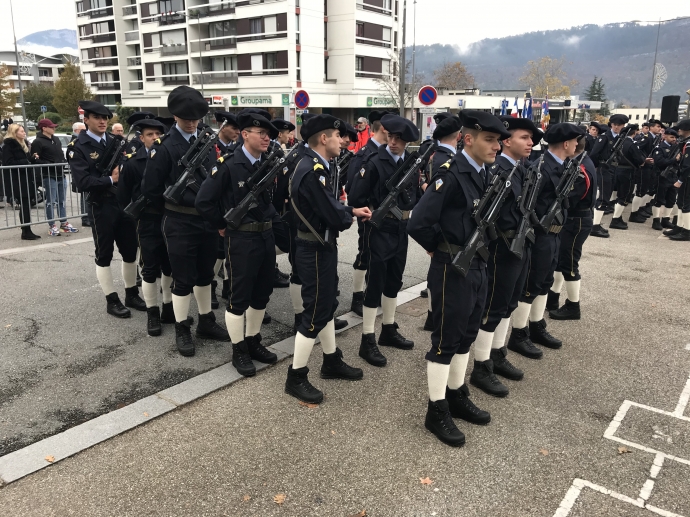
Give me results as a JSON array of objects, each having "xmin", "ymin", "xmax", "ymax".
[
  {"xmin": 674, "ymin": 181, "xmax": 682, "ymax": 188},
  {"xmin": 111, "ymin": 167, "xmax": 120, "ymax": 183},
  {"xmin": 645, "ymin": 158, "xmax": 654, "ymax": 164},
  {"xmin": 421, "ymin": 182, "xmax": 428, "ymax": 192},
  {"xmin": 677, "ymin": 154, "xmax": 682, "ymax": 162},
  {"xmin": 427, "ymin": 251, "xmax": 434, "ymax": 258},
  {"xmin": 218, "ymin": 229, "xmax": 225, "ymax": 237},
  {"xmin": 353, "ymin": 207, "xmax": 372, "ymax": 221}
]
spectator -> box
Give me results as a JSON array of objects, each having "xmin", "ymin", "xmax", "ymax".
[
  {"xmin": 32, "ymin": 119, "xmax": 78, "ymax": 236},
  {"xmin": 69, "ymin": 122, "xmax": 91, "ymax": 226},
  {"xmin": 111, "ymin": 123, "xmax": 124, "ymax": 136},
  {"xmin": 71, "ymin": 122, "xmax": 86, "ymax": 142},
  {"xmin": 1, "ymin": 124, "xmax": 41, "ymax": 240},
  {"xmin": 349, "ymin": 116, "xmax": 371, "ymax": 153}
]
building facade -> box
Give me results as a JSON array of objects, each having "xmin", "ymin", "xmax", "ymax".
[
  {"xmin": 0, "ymin": 51, "xmax": 77, "ymax": 96},
  {"xmin": 74, "ymin": 0, "xmax": 402, "ymax": 122}
]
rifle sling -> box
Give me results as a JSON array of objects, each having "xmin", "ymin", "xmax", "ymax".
[{"xmin": 290, "ymin": 197, "xmax": 326, "ymax": 246}]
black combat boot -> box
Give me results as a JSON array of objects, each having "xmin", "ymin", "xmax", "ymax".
[
  {"xmin": 273, "ymin": 265, "xmax": 289, "ymax": 288},
  {"xmin": 507, "ymin": 326, "xmax": 543, "ymax": 359},
  {"xmin": 446, "ymin": 385, "xmax": 491, "ymax": 425},
  {"xmin": 663, "ymin": 225, "xmax": 682, "ymax": 236},
  {"xmin": 628, "ymin": 211, "xmax": 647, "ymax": 223},
  {"xmin": 350, "ymin": 292, "xmax": 364, "ymax": 317},
  {"xmin": 669, "ymin": 228, "xmax": 690, "ymax": 241},
  {"xmin": 211, "ymin": 280, "xmax": 219, "ymax": 309},
  {"xmin": 232, "ymin": 341, "xmax": 256, "ymax": 377},
  {"xmin": 275, "ymin": 263, "xmax": 290, "ymax": 280},
  {"xmin": 106, "ymin": 293, "xmax": 131, "ymax": 318},
  {"xmin": 175, "ymin": 320, "xmax": 195, "ymax": 357},
  {"xmin": 420, "ymin": 288, "xmax": 428, "ymax": 298},
  {"xmin": 359, "ymin": 333, "xmax": 387, "ymax": 367},
  {"xmin": 423, "ymin": 310, "xmax": 434, "ymax": 331},
  {"xmin": 321, "ymin": 348, "xmax": 364, "ymax": 380},
  {"xmin": 640, "ymin": 204, "xmax": 653, "ymax": 217},
  {"xmin": 124, "ymin": 286, "xmax": 147, "ymax": 311},
  {"xmin": 490, "ymin": 346, "xmax": 524, "ymax": 381},
  {"xmin": 196, "ymin": 312, "xmax": 230, "ymax": 341},
  {"xmin": 285, "ymin": 365, "xmax": 323, "ymax": 404},
  {"xmin": 146, "ymin": 306, "xmax": 162, "ymax": 336},
  {"xmin": 334, "ymin": 317, "xmax": 348, "ymax": 331},
  {"xmin": 378, "ymin": 323, "xmax": 414, "ymax": 350},
  {"xmin": 263, "ymin": 312, "xmax": 272, "ymax": 324},
  {"xmin": 470, "ymin": 360, "xmax": 509, "ymax": 398},
  {"xmin": 424, "ymin": 399, "xmax": 465, "ymax": 447},
  {"xmin": 221, "ymin": 279, "xmax": 230, "ymax": 299},
  {"xmin": 661, "ymin": 217, "xmax": 674, "ymax": 229},
  {"xmin": 160, "ymin": 302, "xmax": 176, "ymax": 324},
  {"xmin": 245, "ymin": 334, "xmax": 277, "ymax": 364},
  {"xmin": 651, "ymin": 218, "xmax": 663, "ymax": 230},
  {"xmin": 590, "ymin": 224, "xmax": 610, "ymax": 238},
  {"xmin": 549, "ymin": 299, "xmax": 581, "ymax": 320},
  {"xmin": 529, "ymin": 319, "xmax": 562, "ymax": 349},
  {"xmin": 546, "ymin": 290, "xmax": 560, "ymax": 311},
  {"xmin": 609, "ymin": 217, "xmax": 628, "ymax": 230}
]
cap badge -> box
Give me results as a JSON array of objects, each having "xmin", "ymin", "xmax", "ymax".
[
  {"xmin": 475, "ymin": 124, "xmax": 483, "ymax": 131},
  {"xmin": 253, "ymin": 120, "xmax": 260, "ymax": 127},
  {"xmin": 334, "ymin": 120, "xmax": 341, "ymax": 129},
  {"xmin": 503, "ymin": 121, "xmax": 510, "ymax": 129}
]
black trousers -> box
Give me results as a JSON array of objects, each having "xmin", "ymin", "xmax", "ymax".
[
  {"xmin": 426, "ymin": 253, "xmax": 487, "ymax": 364},
  {"xmin": 556, "ymin": 216, "xmax": 592, "ymax": 281},
  {"xmin": 595, "ymin": 166, "xmax": 614, "ymax": 210},
  {"xmin": 479, "ymin": 237, "xmax": 531, "ymax": 333},
  {"xmin": 216, "ymin": 234, "xmax": 225, "ymax": 260},
  {"xmin": 352, "ymin": 220, "xmax": 371, "ymax": 272},
  {"xmin": 364, "ymin": 219, "xmax": 408, "ymax": 308},
  {"xmin": 633, "ymin": 165, "xmax": 654, "ymax": 198},
  {"xmin": 137, "ymin": 215, "xmax": 172, "ymax": 283},
  {"xmin": 296, "ymin": 240, "xmax": 339, "ymax": 339},
  {"xmin": 161, "ymin": 211, "xmax": 217, "ymax": 296},
  {"xmin": 90, "ymin": 197, "xmax": 137, "ymax": 267},
  {"xmin": 679, "ymin": 182, "xmax": 690, "ymax": 213},
  {"xmin": 615, "ymin": 167, "xmax": 635, "ymax": 206},
  {"xmin": 654, "ymin": 175, "xmax": 677, "ymax": 209},
  {"xmin": 225, "ymin": 230, "xmax": 275, "ymax": 315},
  {"xmin": 283, "ymin": 212, "xmax": 302, "ymax": 285},
  {"xmin": 520, "ymin": 231, "xmax": 559, "ymax": 304}
]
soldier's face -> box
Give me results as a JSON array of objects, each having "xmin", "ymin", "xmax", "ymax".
[
  {"xmin": 175, "ymin": 117, "xmax": 198, "ymax": 134},
  {"xmin": 140, "ymin": 128, "xmax": 161, "ymax": 150},
  {"xmin": 221, "ymin": 125, "xmax": 239, "ymax": 143},
  {"xmin": 466, "ymin": 131, "xmax": 501, "ymax": 166},
  {"xmin": 641, "ymin": 126, "xmax": 649, "ymax": 134},
  {"xmin": 563, "ymin": 138, "xmax": 579, "ymax": 158},
  {"xmin": 277, "ymin": 130, "xmax": 291, "ymax": 145},
  {"xmin": 650, "ymin": 124, "xmax": 662, "ymax": 135},
  {"xmin": 324, "ymin": 129, "xmax": 342, "ymax": 159},
  {"xmin": 664, "ymin": 135, "xmax": 677, "ymax": 144},
  {"xmin": 85, "ymin": 114, "xmax": 109, "ymax": 135},
  {"xmin": 504, "ymin": 129, "xmax": 533, "ymax": 159},
  {"xmin": 340, "ymin": 134, "xmax": 351, "ymax": 149},
  {"xmin": 588, "ymin": 126, "xmax": 599, "ymax": 137},
  {"xmin": 611, "ymin": 123, "xmax": 624, "ymax": 134},
  {"xmin": 387, "ymin": 134, "xmax": 407, "ymax": 156}
]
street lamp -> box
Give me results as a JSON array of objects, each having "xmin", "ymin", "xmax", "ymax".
[{"xmin": 9, "ymin": 0, "xmax": 28, "ymax": 126}]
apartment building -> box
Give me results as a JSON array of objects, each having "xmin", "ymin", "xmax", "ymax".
[
  {"xmin": 75, "ymin": 0, "xmax": 402, "ymax": 123},
  {"xmin": 0, "ymin": 51, "xmax": 76, "ymax": 96}
]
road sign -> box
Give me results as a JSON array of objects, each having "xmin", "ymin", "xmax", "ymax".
[
  {"xmin": 40, "ymin": 105, "xmax": 47, "ymax": 113},
  {"xmin": 78, "ymin": 106, "xmax": 85, "ymax": 115},
  {"xmin": 294, "ymin": 90, "xmax": 310, "ymax": 110},
  {"xmin": 418, "ymin": 85, "xmax": 438, "ymax": 106}
]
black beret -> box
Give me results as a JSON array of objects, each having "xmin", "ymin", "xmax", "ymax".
[
  {"xmin": 665, "ymin": 128, "xmax": 679, "ymax": 137},
  {"xmin": 458, "ymin": 110, "xmax": 511, "ymax": 139},
  {"xmin": 238, "ymin": 108, "xmax": 272, "ymax": 121},
  {"xmin": 648, "ymin": 119, "xmax": 663, "ymax": 126},
  {"xmin": 301, "ymin": 114, "xmax": 343, "ymax": 141},
  {"xmin": 596, "ymin": 122, "xmax": 609, "ymax": 134},
  {"xmin": 299, "ymin": 112, "xmax": 317, "ymax": 139},
  {"xmin": 79, "ymin": 100, "xmax": 113, "ymax": 118},
  {"xmin": 127, "ymin": 111, "xmax": 156, "ymax": 125},
  {"xmin": 627, "ymin": 123, "xmax": 640, "ymax": 132},
  {"xmin": 609, "ymin": 114, "xmax": 629, "ymax": 125},
  {"xmin": 342, "ymin": 121, "xmax": 358, "ymax": 141},
  {"xmin": 432, "ymin": 116, "xmax": 462, "ymax": 141},
  {"xmin": 272, "ymin": 118, "xmax": 296, "ymax": 132},
  {"xmin": 168, "ymin": 86, "xmax": 208, "ymax": 120},
  {"xmin": 214, "ymin": 111, "xmax": 239, "ymax": 127},
  {"xmin": 155, "ymin": 116, "xmax": 175, "ymax": 130},
  {"xmin": 676, "ymin": 119, "xmax": 690, "ymax": 131},
  {"xmin": 380, "ymin": 114, "xmax": 419, "ymax": 142},
  {"xmin": 368, "ymin": 110, "xmax": 390, "ymax": 124},
  {"xmin": 543, "ymin": 123, "xmax": 585, "ymax": 144},
  {"xmin": 134, "ymin": 119, "xmax": 166, "ymax": 132},
  {"xmin": 498, "ymin": 115, "xmax": 543, "ymax": 145},
  {"xmin": 433, "ymin": 112, "xmax": 454, "ymax": 125},
  {"xmin": 641, "ymin": 122, "xmax": 650, "ymax": 128},
  {"xmin": 238, "ymin": 113, "xmax": 278, "ymax": 140}
]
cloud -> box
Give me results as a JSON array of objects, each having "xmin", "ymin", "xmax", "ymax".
[{"xmin": 561, "ymin": 35, "xmax": 583, "ymax": 46}]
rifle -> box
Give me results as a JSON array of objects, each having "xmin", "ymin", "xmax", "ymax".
[
  {"xmin": 95, "ymin": 134, "xmax": 126, "ymax": 178},
  {"xmin": 509, "ymin": 157, "xmax": 544, "ymax": 259},
  {"xmin": 335, "ymin": 150, "xmax": 353, "ymax": 189},
  {"xmin": 604, "ymin": 126, "xmax": 632, "ymax": 167},
  {"xmin": 539, "ymin": 152, "xmax": 587, "ymax": 232},
  {"xmin": 369, "ymin": 143, "xmax": 436, "ymax": 228},
  {"xmin": 659, "ymin": 135, "xmax": 690, "ymax": 183},
  {"xmin": 451, "ymin": 162, "xmax": 519, "ymax": 277},
  {"xmin": 646, "ymin": 133, "xmax": 663, "ymax": 159},
  {"xmin": 224, "ymin": 144, "xmax": 299, "ymax": 229},
  {"xmin": 163, "ymin": 123, "xmax": 225, "ymax": 205}
]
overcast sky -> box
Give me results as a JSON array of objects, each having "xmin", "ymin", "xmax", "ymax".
[{"xmin": 3, "ymin": 0, "xmax": 690, "ymax": 50}]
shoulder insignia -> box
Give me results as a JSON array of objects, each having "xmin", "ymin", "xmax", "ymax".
[
  {"xmin": 435, "ymin": 178, "xmax": 444, "ymax": 190},
  {"xmin": 238, "ymin": 181, "xmax": 245, "ymax": 188},
  {"xmin": 441, "ymin": 160, "xmax": 451, "ymax": 169},
  {"xmin": 473, "ymin": 199, "xmax": 480, "ymax": 208},
  {"xmin": 211, "ymin": 166, "xmax": 218, "ymax": 176},
  {"xmin": 319, "ymin": 175, "xmax": 326, "ymax": 187},
  {"xmin": 130, "ymin": 146, "xmax": 137, "ymax": 153},
  {"xmin": 218, "ymin": 156, "xmax": 225, "ymax": 163},
  {"xmin": 314, "ymin": 163, "xmax": 324, "ymax": 171},
  {"xmin": 67, "ymin": 141, "xmax": 74, "ymax": 147},
  {"xmin": 360, "ymin": 168, "xmax": 366, "ymax": 177},
  {"xmin": 68, "ymin": 150, "xmax": 74, "ymax": 159},
  {"xmin": 282, "ymin": 166, "xmax": 289, "ymax": 175},
  {"xmin": 125, "ymin": 153, "xmax": 133, "ymax": 159},
  {"xmin": 150, "ymin": 149, "xmax": 156, "ymax": 158},
  {"xmin": 90, "ymin": 152, "xmax": 99, "ymax": 160},
  {"xmin": 598, "ymin": 137, "xmax": 604, "ymax": 142}
]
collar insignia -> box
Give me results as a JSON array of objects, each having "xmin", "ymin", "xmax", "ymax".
[
  {"xmin": 360, "ymin": 167, "xmax": 366, "ymax": 177},
  {"xmin": 238, "ymin": 180, "xmax": 245, "ymax": 187},
  {"xmin": 313, "ymin": 157, "xmax": 318, "ymax": 162},
  {"xmin": 319, "ymin": 175, "xmax": 326, "ymax": 186},
  {"xmin": 150, "ymin": 149, "xmax": 156, "ymax": 158},
  {"xmin": 435, "ymin": 178, "xmax": 444, "ymax": 190},
  {"xmin": 282, "ymin": 166, "xmax": 289, "ymax": 175},
  {"xmin": 90, "ymin": 152, "xmax": 99, "ymax": 160}
]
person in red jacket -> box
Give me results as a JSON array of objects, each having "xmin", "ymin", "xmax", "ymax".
[{"xmin": 349, "ymin": 117, "xmax": 371, "ymax": 153}]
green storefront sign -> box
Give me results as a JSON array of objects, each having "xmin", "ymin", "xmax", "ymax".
[
  {"xmin": 230, "ymin": 95, "xmax": 274, "ymax": 106},
  {"xmin": 367, "ymin": 96, "xmax": 396, "ymax": 107},
  {"xmin": 282, "ymin": 94, "xmax": 290, "ymax": 105}
]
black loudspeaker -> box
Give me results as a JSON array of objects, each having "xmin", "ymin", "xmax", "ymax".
[
  {"xmin": 660, "ymin": 95, "xmax": 680, "ymax": 123},
  {"xmin": 564, "ymin": 99, "xmax": 572, "ymax": 107}
]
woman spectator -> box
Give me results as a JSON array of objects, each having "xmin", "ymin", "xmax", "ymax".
[{"xmin": 1, "ymin": 124, "xmax": 41, "ymax": 240}]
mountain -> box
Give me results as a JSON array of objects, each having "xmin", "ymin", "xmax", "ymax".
[
  {"xmin": 17, "ymin": 29, "xmax": 77, "ymax": 50},
  {"xmin": 412, "ymin": 19, "xmax": 690, "ymax": 107}
]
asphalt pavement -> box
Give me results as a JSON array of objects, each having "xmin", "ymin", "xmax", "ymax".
[{"xmin": 0, "ymin": 208, "xmax": 689, "ymax": 516}]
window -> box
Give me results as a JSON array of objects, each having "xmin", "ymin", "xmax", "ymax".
[
  {"xmin": 250, "ymin": 18, "xmax": 263, "ymax": 35},
  {"xmin": 163, "ymin": 61, "xmax": 188, "ymax": 76},
  {"xmin": 356, "ymin": 22, "xmax": 364, "ymax": 37},
  {"xmin": 94, "ymin": 22, "xmax": 110, "ymax": 34},
  {"xmin": 265, "ymin": 52, "xmax": 278, "ymax": 70},
  {"xmin": 382, "ymin": 59, "xmax": 391, "ymax": 76},
  {"xmin": 97, "ymin": 71, "xmax": 114, "ymax": 83},
  {"xmin": 383, "ymin": 0, "xmax": 392, "ymax": 8},
  {"xmin": 79, "ymin": 25, "xmax": 89, "ymax": 37},
  {"xmin": 76, "ymin": 1, "xmax": 84, "ymax": 13},
  {"xmin": 211, "ymin": 56, "xmax": 237, "ymax": 71},
  {"xmin": 251, "ymin": 54, "xmax": 263, "ymax": 74},
  {"xmin": 38, "ymin": 69, "xmax": 52, "ymax": 77},
  {"xmin": 209, "ymin": 21, "xmax": 236, "ymax": 47},
  {"xmin": 81, "ymin": 49, "xmax": 89, "ymax": 61},
  {"xmin": 158, "ymin": 0, "xmax": 183, "ymax": 13},
  {"xmin": 355, "ymin": 56, "xmax": 363, "ymax": 71},
  {"xmin": 324, "ymin": 57, "xmax": 328, "ymax": 80},
  {"xmin": 382, "ymin": 27, "xmax": 391, "ymax": 41},
  {"xmin": 264, "ymin": 16, "xmax": 276, "ymax": 34},
  {"xmin": 92, "ymin": 0, "xmax": 107, "ymax": 9},
  {"xmin": 636, "ymin": 114, "xmax": 640, "ymax": 120},
  {"xmin": 295, "ymin": 14, "xmax": 300, "ymax": 43}
]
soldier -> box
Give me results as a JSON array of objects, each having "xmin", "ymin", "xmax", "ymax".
[
  {"xmin": 652, "ymin": 128, "xmax": 680, "ymax": 230},
  {"xmin": 584, "ymin": 122, "xmax": 600, "ymax": 154},
  {"xmin": 196, "ymin": 113, "xmax": 287, "ymax": 377},
  {"xmin": 125, "ymin": 111, "xmax": 156, "ymax": 155},
  {"xmin": 469, "ymin": 116, "xmax": 543, "ymax": 397},
  {"xmin": 346, "ymin": 110, "xmax": 389, "ymax": 317},
  {"xmin": 507, "ymin": 123, "xmax": 583, "ymax": 359},
  {"xmin": 348, "ymin": 114, "xmax": 421, "ymax": 367},
  {"xmin": 667, "ymin": 119, "xmax": 690, "ymax": 241},
  {"xmin": 117, "ymin": 117, "xmax": 174, "ymax": 336},
  {"xmin": 285, "ymin": 114, "xmax": 371, "ymax": 403},
  {"xmin": 548, "ymin": 133, "xmax": 596, "ymax": 320},
  {"xmin": 630, "ymin": 119, "xmax": 663, "ymax": 223},
  {"xmin": 69, "ymin": 100, "xmax": 145, "ymax": 318},
  {"xmin": 589, "ymin": 114, "xmax": 629, "ymax": 238},
  {"xmin": 408, "ymin": 110, "xmax": 511, "ymax": 447},
  {"xmin": 608, "ymin": 124, "xmax": 650, "ymax": 230},
  {"xmin": 141, "ymin": 86, "xmax": 229, "ymax": 357}
]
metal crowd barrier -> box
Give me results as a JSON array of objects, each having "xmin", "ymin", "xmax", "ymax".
[{"xmin": 0, "ymin": 163, "xmax": 88, "ymax": 230}]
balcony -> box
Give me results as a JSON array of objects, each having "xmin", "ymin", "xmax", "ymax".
[
  {"xmin": 356, "ymin": 0, "xmax": 393, "ymax": 16},
  {"xmin": 356, "ymin": 36, "xmax": 392, "ymax": 49},
  {"xmin": 90, "ymin": 82, "xmax": 121, "ymax": 91},
  {"xmin": 77, "ymin": 7, "xmax": 114, "ymax": 19},
  {"xmin": 129, "ymin": 81, "xmax": 144, "ymax": 90},
  {"xmin": 162, "ymin": 76, "xmax": 190, "ymax": 86},
  {"xmin": 38, "ymin": 76, "xmax": 55, "ymax": 82},
  {"xmin": 161, "ymin": 43, "xmax": 188, "ymax": 56},
  {"xmin": 356, "ymin": 70, "xmax": 390, "ymax": 79},
  {"xmin": 93, "ymin": 58, "xmax": 119, "ymax": 67},
  {"xmin": 124, "ymin": 30, "xmax": 139, "ymax": 42},
  {"xmin": 237, "ymin": 67, "xmax": 288, "ymax": 77},
  {"xmin": 81, "ymin": 32, "xmax": 117, "ymax": 43},
  {"xmin": 127, "ymin": 56, "xmax": 142, "ymax": 66},
  {"xmin": 122, "ymin": 5, "xmax": 137, "ymax": 16},
  {"xmin": 193, "ymin": 71, "xmax": 238, "ymax": 84},
  {"xmin": 190, "ymin": 38, "xmax": 236, "ymax": 52},
  {"xmin": 236, "ymin": 31, "xmax": 288, "ymax": 43},
  {"xmin": 158, "ymin": 13, "xmax": 186, "ymax": 26},
  {"xmin": 188, "ymin": 3, "xmax": 235, "ymax": 18}
]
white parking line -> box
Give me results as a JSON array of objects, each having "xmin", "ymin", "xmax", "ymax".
[{"xmin": 0, "ymin": 237, "xmax": 93, "ymax": 257}]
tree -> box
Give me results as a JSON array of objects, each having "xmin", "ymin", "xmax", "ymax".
[
  {"xmin": 373, "ymin": 50, "xmax": 425, "ymax": 113},
  {"xmin": 53, "ymin": 63, "xmax": 93, "ymax": 121},
  {"xmin": 0, "ymin": 65, "xmax": 17, "ymax": 119},
  {"xmin": 581, "ymin": 76, "xmax": 610, "ymax": 117},
  {"xmin": 432, "ymin": 61, "xmax": 475, "ymax": 91},
  {"xmin": 519, "ymin": 56, "xmax": 577, "ymax": 99},
  {"xmin": 23, "ymin": 83, "xmax": 56, "ymax": 121},
  {"xmin": 115, "ymin": 102, "xmax": 137, "ymax": 132}
]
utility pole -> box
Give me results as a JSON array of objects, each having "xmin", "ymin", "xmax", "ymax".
[
  {"xmin": 398, "ymin": 0, "xmax": 407, "ymax": 118},
  {"xmin": 646, "ymin": 19, "xmax": 661, "ymax": 123},
  {"xmin": 10, "ymin": 0, "xmax": 28, "ymax": 125},
  {"xmin": 410, "ymin": 0, "xmax": 417, "ymax": 124}
]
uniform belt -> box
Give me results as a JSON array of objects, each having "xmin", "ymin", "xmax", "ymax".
[
  {"xmin": 233, "ymin": 221, "xmax": 272, "ymax": 232},
  {"xmin": 436, "ymin": 242, "xmax": 464, "ymax": 255},
  {"xmin": 164, "ymin": 202, "xmax": 200, "ymax": 216},
  {"xmin": 384, "ymin": 210, "xmax": 410, "ymax": 220},
  {"xmin": 143, "ymin": 207, "xmax": 163, "ymax": 216},
  {"xmin": 499, "ymin": 229, "xmax": 516, "ymax": 239},
  {"xmin": 297, "ymin": 229, "xmax": 326, "ymax": 242},
  {"xmin": 616, "ymin": 165, "xmax": 634, "ymax": 169},
  {"xmin": 549, "ymin": 225, "xmax": 563, "ymax": 234}
]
